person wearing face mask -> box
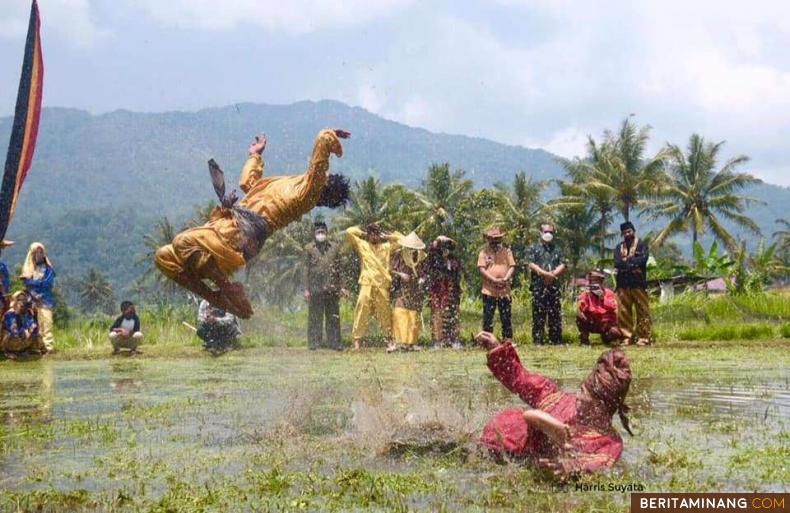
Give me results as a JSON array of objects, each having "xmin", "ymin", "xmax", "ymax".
[
  {"xmin": 526, "ymin": 224, "xmax": 567, "ymax": 345},
  {"xmin": 478, "ymin": 227, "xmax": 516, "ymax": 343},
  {"xmin": 576, "ymin": 270, "xmax": 623, "ymax": 346},
  {"xmin": 426, "ymin": 235, "xmax": 462, "ymax": 349},
  {"xmin": 302, "ymin": 221, "xmax": 346, "ymax": 350},
  {"xmin": 20, "ymin": 242, "xmax": 56, "ymax": 352},
  {"xmin": 389, "ymin": 232, "xmax": 428, "ymax": 352},
  {"xmin": 614, "ymin": 222, "xmax": 652, "ymax": 346}
]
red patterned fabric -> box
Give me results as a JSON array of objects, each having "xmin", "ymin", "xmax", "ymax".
[
  {"xmin": 480, "ymin": 343, "xmax": 624, "ymax": 474},
  {"xmin": 578, "ymin": 288, "xmax": 618, "ymax": 325}
]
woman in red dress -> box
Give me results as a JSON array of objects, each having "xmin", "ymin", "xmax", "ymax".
[{"xmin": 476, "ymin": 331, "xmax": 633, "ymax": 476}]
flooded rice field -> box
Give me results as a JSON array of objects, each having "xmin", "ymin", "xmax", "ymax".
[{"xmin": 0, "ymin": 345, "xmax": 788, "ymax": 512}]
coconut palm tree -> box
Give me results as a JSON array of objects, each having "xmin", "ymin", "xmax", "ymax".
[
  {"xmin": 649, "ymin": 134, "xmax": 761, "ymax": 252},
  {"xmin": 606, "ymin": 117, "xmax": 667, "ymax": 221},
  {"xmin": 333, "ymin": 177, "xmax": 416, "ymax": 230},
  {"xmin": 772, "ymin": 219, "xmax": 790, "ymax": 260},
  {"xmin": 555, "ymin": 140, "xmax": 619, "ymax": 259},
  {"xmin": 136, "ymin": 217, "xmax": 182, "ymax": 299},
  {"xmin": 78, "ymin": 268, "xmax": 114, "ymax": 313},
  {"xmin": 553, "ymin": 197, "xmax": 603, "ymax": 280},
  {"xmin": 412, "ymin": 162, "xmax": 473, "ymax": 241},
  {"xmin": 493, "ymin": 172, "xmax": 548, "ymax": 256}
]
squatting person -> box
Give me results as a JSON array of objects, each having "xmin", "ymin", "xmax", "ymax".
[{"xmin": 109, "ymin": 301, "xmax": 143, "ymax": 355}]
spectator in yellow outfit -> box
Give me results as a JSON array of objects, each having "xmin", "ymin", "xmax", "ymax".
[
  {"xmin": 346, "ymin": 223, "xmax": 403, "ymax": 351},
  {"xmin": 390, "ymin": 232, "xmax": 427, "ymax": 352}
]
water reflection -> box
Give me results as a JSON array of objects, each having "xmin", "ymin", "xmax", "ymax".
[
  {"xmin": 0, "ymin": 355, "xmax": 786, "ymax": 496},
  {"xmin": 109, "ymin": 360, "xmax": 144, "ymax": 393},
  {"xmin": 0, "ymin": 360, "xmax": 54, "ymax": 426}
]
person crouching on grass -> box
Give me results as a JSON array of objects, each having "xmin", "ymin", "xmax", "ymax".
[
  {"xmin": 576, "ymin": 270, "xmax": 624, "ymax": 346},
  {"xmin": 476, "ymin": 331, "xmax": 633, "ymax": 478},
  {"xmin": 109, "ymin": 301, "xmax": 143, "ymax": 355},
  {"xmin": 1, "ymin": 291, "xmax": 46, "ymax": 358}
]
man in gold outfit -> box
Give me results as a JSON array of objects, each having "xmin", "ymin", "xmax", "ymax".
[{"xmin": 155, "ymin": 128, "xmax": 351, "ymax": 318}]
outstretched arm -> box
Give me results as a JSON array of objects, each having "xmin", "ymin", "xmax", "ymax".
[
  {"xmin": 304, "ymin": 129, "xmax": 348, "ymax": 182},
  {"xmin": 239, "ymin": 134, "xmax": 267, "ymax": 193},
  {"xmin": 480, "ymin": 332, "xmax": 560, "ymax": 408}
]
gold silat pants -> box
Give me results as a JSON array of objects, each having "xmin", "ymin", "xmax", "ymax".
[
  {"xmin": 392, "ymin": 307, "xmax": 421, "ymax": 345},
  {"xmin": 616, "ymin": 288, "xmax": 652, "ymax": 343},
  {"xmin": 352, "ymin": 284, "xmax": 392, "ymax": 340}
]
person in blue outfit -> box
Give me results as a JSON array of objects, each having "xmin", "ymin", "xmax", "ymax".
[
  {"xmin": 0, "ymin": 239, "xmax": 15, "ymax": 311},
  {"xmin": 1, "ymin": 291, "xmax": 45, "ymax": 356},
  {"xmin": 20, "ymin": 242, "xmax": 56, "ymax": 351}
]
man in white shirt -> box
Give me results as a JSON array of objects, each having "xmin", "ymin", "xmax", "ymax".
[{"xmin": 109, "ymin": 301, "xmax": 143, "ymax": 355}]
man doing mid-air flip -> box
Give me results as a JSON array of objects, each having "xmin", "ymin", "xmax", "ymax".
[{"xmin": 155, "ymin": 128, "xmax": 351, "ymax": 318}]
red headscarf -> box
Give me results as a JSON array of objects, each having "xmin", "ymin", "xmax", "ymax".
[{"xmin": 583, "ymin": 348, "xmax": 633, "ymax": 435}]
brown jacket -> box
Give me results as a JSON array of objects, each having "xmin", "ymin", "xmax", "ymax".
[
  {"xmin": 390, "ymin": 252, "xmax": 427, "ymax": 311},
  {"xmin": 302, "ymin": 240, "xmax": 343, "ymax": 294}
]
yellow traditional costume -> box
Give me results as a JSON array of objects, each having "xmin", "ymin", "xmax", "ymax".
[
  {"xmin": 155, "ymin": 129, "xmax": 345, "ymax": 318},
  {"xmin": 390, "ymin": 232, "xmax": 427, "ymax": 347},
  {"xmin": 346, "ymin": 226, "xmax": 403, "ymax": 342}
]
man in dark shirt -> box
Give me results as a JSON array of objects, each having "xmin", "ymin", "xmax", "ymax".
[
  {"xmin": 526, "ymin": 223, "xmax": 567, "ymax": 345},
  {"xmin": 109, "ymin": 301, "xmax": 143, "ymax": 355},
  {"xmin": 303, "ymin": 222, "xmax": 346, "ymax": 350},
  {"xmin": 613, "ymin": 222, "xmax": 652, "ymax": 346}
]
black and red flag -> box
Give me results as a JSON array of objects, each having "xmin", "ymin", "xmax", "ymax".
[{"xmin": 0, "ymin": 0, "xmax": 43, "ymax": 240}]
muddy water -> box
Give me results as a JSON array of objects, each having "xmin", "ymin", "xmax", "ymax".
[{"xmin": 0, "ymin": 351, "xmax": 788, "ymax": 502}]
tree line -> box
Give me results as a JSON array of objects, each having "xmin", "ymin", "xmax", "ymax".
[{"xmin": 75, "ymin": 117, "xmax": 788, "ymax": 312}]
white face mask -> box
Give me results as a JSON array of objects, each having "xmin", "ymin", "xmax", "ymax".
[
  {"xmin": 315, "ymin": 233, "xmax": 327, "ymax": 243},
  {"xmin": 541, "ymin": 232, "xmax": 554, "ymax": 243}
]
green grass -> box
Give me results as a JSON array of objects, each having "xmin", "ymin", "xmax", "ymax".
[
  {"xmin": 35, "ymin": 291, "xmax": 787, "ymax": 360},
  {"xmin": 0, "ymin": 341, "xmax": 787, "ymax": 512}
]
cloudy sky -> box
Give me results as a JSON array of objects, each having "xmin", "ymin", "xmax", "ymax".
[{"xmin": 1, "ymin": 0, "xmax": 789, "ymax": 185}]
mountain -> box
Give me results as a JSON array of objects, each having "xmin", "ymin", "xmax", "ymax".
[{"xmin": 0, "ymin": 101, "xmax": 786, "ymax": 302}]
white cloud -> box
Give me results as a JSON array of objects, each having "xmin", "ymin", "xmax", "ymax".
[
  {"xmin": 0, "ymin": 0, "xmax": 107, "ymax": 47},
  {"xmin": 337, "ymin": 1, "xmax": 790, "ymax": 185},
  {"xmin": 132, "ymin": 0, "xmax": 414, "ymax": 34}
]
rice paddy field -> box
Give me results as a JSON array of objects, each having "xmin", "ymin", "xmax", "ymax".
[{"xmin": 0, "ymin": 292, "xmax": 788, "ymax": 512}]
